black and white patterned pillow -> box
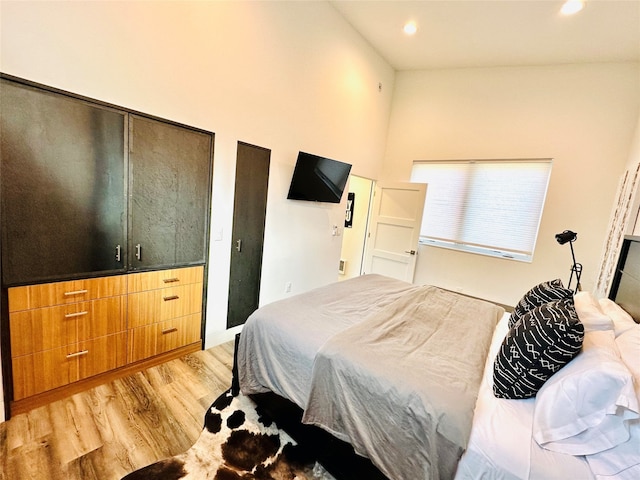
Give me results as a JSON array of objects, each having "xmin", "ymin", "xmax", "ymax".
[
  {"xmin": 493, "ymin": 298, "xmax": 584, "ymax": 399},
  {"xmin": 509, "ymin": 279, "xmax": 574, "ymax": 328}
]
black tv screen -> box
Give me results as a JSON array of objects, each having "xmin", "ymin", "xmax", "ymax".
[{"xmin": 287, "ymin": 151, "xmax": 352, "ymax": 203}]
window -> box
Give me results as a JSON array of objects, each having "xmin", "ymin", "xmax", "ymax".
[{"xmin": 410, "ymin": 159, "xmax": 552, "ymax": 262}]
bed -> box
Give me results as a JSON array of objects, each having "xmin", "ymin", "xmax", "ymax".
[{"xmin": 234, "ymin": 235, "xmax": 640, "ymax": 480}]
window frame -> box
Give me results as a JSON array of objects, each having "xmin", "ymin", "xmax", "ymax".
[{"xmin": 410, "ymin": 159, "xmax": 553, "ymax": 263}]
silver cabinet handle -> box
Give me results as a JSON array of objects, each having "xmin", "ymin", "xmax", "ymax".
[
  {"xmin": 66, "ymin": 350, "xmax": 89, "ymax": 359},
  {"xmin": 115, "ymin": 244, "xmax": 121, "ymax": 262},
  {"xmin": 405, "ymin": 250, "xmax": 416, "ymax": 255},
  {"xmin": 236, "ymin": 239, "xmax": 242, "ymax": 252},
  {"xmin": 65, "ymin": 311, "xmax": 88, "ymax": 318},
  {"xmin": 64, "ymin": 289, "xmax": 88, "ymax": 296},
  {"xmin": 135, "ymin": 243, "xmax": 142, "ymax": 260}
]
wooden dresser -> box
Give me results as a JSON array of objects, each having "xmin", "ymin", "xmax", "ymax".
[
  {"xmin": 7, "ymin": 266, "xmax": 204, "ymax": 412},
  {"xmin": 127, "ymin": 266, "xmax": 203, "ymax": 363},
  {"xmin": 1, "ymin": 75, "xmax": 214, "ymax": 418}
]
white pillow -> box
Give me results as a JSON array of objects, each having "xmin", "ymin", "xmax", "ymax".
[
  {"xmin": 533, "ymin": 330, "xmax": 640, "ymax": 455},
  {"xmin": 616, "ymin": 325, "xmax": 640, "ymax": 399},
  {"xmin": 599, "ymin": 298, "xmax": 637, "ymax": 337},
  {"xmin": 574, "ymin": 291, "xmax": 613, "ymax": 332},
  {"xmin": 585, "ymin": 326, "xmax": 640, "ymax": 479}
]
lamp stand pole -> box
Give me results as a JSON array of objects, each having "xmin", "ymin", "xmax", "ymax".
[{"xmin": 568, "ymin": 240, "xmax": 582, "ymax": 293}]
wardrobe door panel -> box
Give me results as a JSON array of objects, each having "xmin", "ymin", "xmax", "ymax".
[
  {"xmin": 0, "ymin": 79, "xmax": 127, "ymax": 285},
  {"xmin": 128, "ymin": 115, "xmax": 212, "ymax": 269}
]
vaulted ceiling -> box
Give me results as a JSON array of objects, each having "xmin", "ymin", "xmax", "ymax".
[{"xmin": 330, "ymin": 0, "xmax": 640, "ymax": 70}]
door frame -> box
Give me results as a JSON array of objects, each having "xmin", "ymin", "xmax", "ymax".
[
  {"xmin": 361, "ymin": 181, "xmax": 427, "ymax": 282},
  {"xmin": 339, "ymin": 175, "xmax": 375, "ymax": 280},
  {"xmin": 226, "ymin": 141, "xmax": 271, "ymax": 329}
]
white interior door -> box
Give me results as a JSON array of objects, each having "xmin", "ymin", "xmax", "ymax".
[{"xmin": 363, "ymin": 182, "xmax": 427, "ymax": 282}]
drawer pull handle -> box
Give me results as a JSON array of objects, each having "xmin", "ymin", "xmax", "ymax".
[
  {"xmin": 162, "ymin": 327, "xmax": 178, "ymax": 334},
  {"xmin": 65, "ymin": 311, "xmax": 88, "ymax": 318},
  {"xmin": 163, "ymin": 295, "xmax": 180, "ymax": 301},
  {"xmin": 163, "ymin": 278, "xmax": 180, "ymax": 283},
  {"xmin": 64, "ymin": 289, "xmax": 88, "ymax": 296},
  {"xmin": 66, "ymin": 350, "xmax": 89, "ymax": 359}
]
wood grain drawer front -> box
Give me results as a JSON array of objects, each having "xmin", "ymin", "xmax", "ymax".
[
  {"xmin": 11, "ymin": 332, "xmax": 127, "ymax": 400},
  {"xmin": 8, "ymin": 275, "xmax": 127, "ymax": 312},
  {"xmin": 127, "ymin": 283, "xmax": 203, "ymax": 329},
  {"xmin": 77, "ymin": 332, "xmax": 127, "ymax": 380},
  {"xmin": 9, "ymin": 296, "xmax": 126, "ymax": 357},
  {"xmin": 12, "ymin": 346, "xmax": 75, "ymax": 400},
  {"xmin": 156, "ymin": 314, "xmax": 201, "ymax": 356},
  {"xmin": 128, "ymin": 314, "xmax": 201, "ymax": 363},
  {"xmin": 127, "ymin": 266, "xmax": 204, "ymax": 293}
]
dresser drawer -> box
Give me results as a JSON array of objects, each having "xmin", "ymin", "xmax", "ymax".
[
  {"xmin": 155, "ymin": 314, "xmax": 201, "ymax": 356},
  {"xmin": 12, "ymin": 332, "xmax": 127, "ymax": 400},
  {"xmin": 77, "ymin": 332, "xmax": 127, "ymax": 380},
  {"xmin": 9, "ymin": 296, "xmax": 126, "ymax": 357},
  {"xmin": 12, "ymin": 345, "xmax": 75, "ymax": 399},
  {"xmin": 127, "ymin": 283, "xmax": 203, "ymax": 328},
  {"xmin": 127, "ymin": 266, "xmax": 204, "ymax": 293},
  {"xmin": 128, "ymin": 313, "xmax": 201, "ymax": 363},
  {"xmin": 8, "ymin": 275, "xmax": 127, "ymax": 312}
]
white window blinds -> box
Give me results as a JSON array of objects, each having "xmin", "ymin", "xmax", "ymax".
[{"xmin": 410, "ymin": 159, "xmax": 552, "ymax": 262}]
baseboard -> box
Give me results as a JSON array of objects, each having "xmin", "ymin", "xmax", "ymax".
[{"xmin": 205, "ymin": 324, "xmax": 243, "ymax": 349}]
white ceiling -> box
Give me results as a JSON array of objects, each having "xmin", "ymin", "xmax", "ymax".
[{"xmin": 330, "ymin": 0, "xmax": 640, "ymax": 70}]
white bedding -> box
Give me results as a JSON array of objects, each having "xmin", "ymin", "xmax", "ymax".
[{"xmin": 455, "ymin": 314, "xmax": 594, "ymax": 480}]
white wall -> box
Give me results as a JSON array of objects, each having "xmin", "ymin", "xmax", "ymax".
[
  {"xmin": 382, "ymin": 63, "xmax": 640, "ymax": 306},
  {"xmin": 0, "ymin": 0, "xmax": 394, "ymax": 357}
]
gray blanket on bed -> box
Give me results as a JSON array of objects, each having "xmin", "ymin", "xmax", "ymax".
[
  {"xmin": 238, "ymin": 274, "xmax": 420, "ymax": 407},
  {"xmin": 302, "ymin": 285, "xmax": 504, "ymax": 480}
]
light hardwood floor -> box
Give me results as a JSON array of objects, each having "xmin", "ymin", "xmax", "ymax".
[{"xmin": 0, "ymin": 341, "xmax": 235, "ymax": 480}]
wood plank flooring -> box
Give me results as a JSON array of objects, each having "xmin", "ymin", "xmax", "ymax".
[{"xmin": 0, "ymin": 341, "xmax": 235, "ymax": 480}]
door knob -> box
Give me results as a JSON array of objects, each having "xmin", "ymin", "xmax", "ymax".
[
  {"xmin": 405, "ymin": 249, "xmax": 416, "ymax": 255},
  {"xmin": 236, "ymin": 239, "xmax": 242, "ymax": 252}
]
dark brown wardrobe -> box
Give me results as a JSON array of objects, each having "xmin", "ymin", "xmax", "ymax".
[{"xmin": 0, "ymin": 75, "xmax": 214, "ymax": 416}]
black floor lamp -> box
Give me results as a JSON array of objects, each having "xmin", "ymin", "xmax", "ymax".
[{"xmin": 555, "ymin": 230, "xmax": 582, "ymax": 293}]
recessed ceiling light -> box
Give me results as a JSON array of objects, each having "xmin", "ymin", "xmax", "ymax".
[
  {"xmin": 403, "ymin": 21, "xmax": 417, "ymax": 36},
  {"xmin": 560, "ymin": 0, "xmax": 585, "ymax": 16}
]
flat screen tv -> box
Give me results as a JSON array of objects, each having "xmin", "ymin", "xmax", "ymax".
[{"xmin": 287, "ymin": 151, "xmax": 352, "ymax": 203}]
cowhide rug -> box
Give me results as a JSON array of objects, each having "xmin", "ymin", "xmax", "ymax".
[{"xmin": 122, "ymin": 389, "xmax": 335, "ymax": 480}]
